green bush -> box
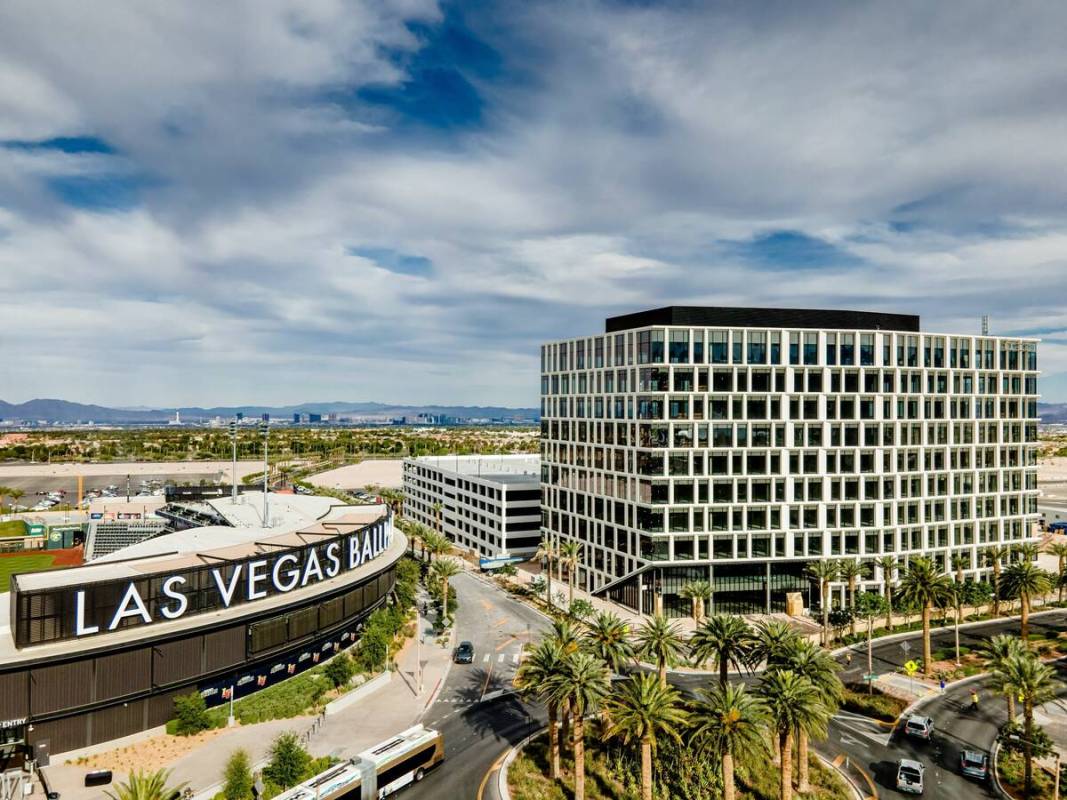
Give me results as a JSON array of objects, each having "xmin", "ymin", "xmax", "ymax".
[
  {"xmin": 263, "ymin": 732, "xmax": 311, "ymax": 790},
  {"xmin": 324, "ymin": 652, "xmax": 355, "ymax": 689},
  {"xmin": 222, "ymin": 749, "xmax": 253, "ymax": 800},
  {"xmin": 840, "ymin": 684, "xmax": 907, "ymax": 722},
  {"xmin": 173, "ymin": 690, "xmax": 212, "ymax": 736}
]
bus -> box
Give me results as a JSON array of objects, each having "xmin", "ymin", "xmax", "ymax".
[{"xmin": 273, "ymin": 725, "xmax": 444, "ymax": 800}]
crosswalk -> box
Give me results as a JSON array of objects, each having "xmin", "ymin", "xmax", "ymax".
[{"xmin": 481, "ymin": 651, "xmax": 523, "ymax": 665}]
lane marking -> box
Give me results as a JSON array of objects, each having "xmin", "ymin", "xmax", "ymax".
[
  {"xmin": 856, "ymin": 764, "xmax": 878, "ymax": 799},
  {"xmin": 483, "ymin": 654, "xmax": 491, "ymax": 663},
  {"xmin": 476, "ymin": 746, "xmax": 510, "ymax": 800},
  {"xmin": 498, "ymin": 653, "xmax": 505, "ymax": 663},
  {"xmin": 832, "ymin": 754, "xmax": 845, "ymax": 767},
  {"xmin": 512, "ymin": 653, "xmax": 520, "ymax": 665},
  {"xmin": 496, "ymin": 636, "xmax": 517, "ymax": 652},
  {"xmin": 480, "ymin": 658, "xmax": 495, "ymax": 702}
]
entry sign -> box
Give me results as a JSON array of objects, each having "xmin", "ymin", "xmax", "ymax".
[{"xmin": 904, "ymin": 660, "xmax": 919, "ymax": 676}]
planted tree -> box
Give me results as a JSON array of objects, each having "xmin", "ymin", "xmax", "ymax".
[
  {"xmin": 1002, "ymin": 561, "xmax": 1052, "ymax": 642},
  {"xmin": 1000, "ymin": 652, "xmax": 1058, "ymax": 797},
  {"xmin": 981, "ymin": 634, "xmax": 1026, "ymax": 721},
  {"xmin": 1047, "ymin": 541, "xmax": 1067, "ymax": 602},
  {"xmin": 581, "ymin": 611, "xmax": 634, "ymax": 673},
  {"xmin": 805, "ymin": 560, "xmax": 840, "ymax": 647},
  {"xmin": 873, "ymin": 555, "xmax": 898, "ymax": 631},
  {"xmin": 689, "ymin": 613, "xmax": 754, "ymax": 688},
  {"xmin": 985, "ymin": 545, "xmax": 1009, "ymax": 617},
  {"xmin": 430, "ymin": 559, "xmax": 461, "ymax": 625},
  {"xmin": 691, "ymin": 683, "xmax": 768, "ymax": 800},
  {"xmin": 535, "ymin": 536, "xmax": 558, "ymax": 609},
  {"xmin": 324, "ymin": 652, "xmax": 355, "ymax": 689},
  {"xmin": 604, "ymin": 673, "xmax": 688, "ymax": 800},
  {"xmin": 759, "ymin": 670, "xmax": 826, "ymax": 800},
  {"xmin": 679, "ymin": 579, "xmax": 712, "ymax": 622},
  {"xmin": 263, "ymin": 732, "xmax": 311, "ymax": 790},
  {"xmin": 855, "ymin": 592, "xmax": 889, "ymax": 692},
  {"xmin": 222, "ymin": 749, "xmax": 254, "ymax": 800},
  {"xmin": 779, "ymin": 640, "xmax": 842, "ymax": 793},
  {"xmin": 515, "ymin": 639, "xmax": 567, "ymax": 779},
  {"xmin": 897, "ymin": 557, "xmax": 952, "ymax": 677},
  {"xmin": 105, "ymin": 770, "xmax": 186, "ymax": 800},
  {"xmin": 559, "ymin": 540, "xmax": 582, "ymax": 606},
  {"xmin": 546, "ymin": 652, "xmax": 610, "ymax": 800},
  {"xmin": 838, "ymin": 560, "xmax": 869, "ymax": 637},
  {"xmin": 634, "ymin": 613, "xmax": 687, "ymax": 687},
  {"xmin": 173, "ymin": 690, "xmax": 211, "ymax": 736}
]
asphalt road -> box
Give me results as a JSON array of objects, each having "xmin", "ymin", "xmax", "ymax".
[
  {"xmin": 400, "ymin": 574, "xmax": 1067, "ymax": 800},
  {"xmin": 402, "ymin": 572, "xmax": 550, "ymax": 800}
]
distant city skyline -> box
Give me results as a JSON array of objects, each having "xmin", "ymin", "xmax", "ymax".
[{"xmin": 1, "ymin": 2, "xmax": 1065, "ymax": 406}]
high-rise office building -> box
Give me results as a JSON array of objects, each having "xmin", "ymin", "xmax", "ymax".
[{"xmin": 539, "ymin": 306, "xmax": 1040, "ymax": 616}]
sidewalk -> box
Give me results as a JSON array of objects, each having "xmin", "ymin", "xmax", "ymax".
[{"xmin": 43, "ymin": 591, "xmax": 454, "ymax": 800}]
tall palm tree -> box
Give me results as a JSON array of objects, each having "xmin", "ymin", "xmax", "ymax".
[
  {"xmin": 634, "ymin": 613, "xmax": 686, "ymax": 687},
  {"xmin": 421, "ymin": 529, "xmax": 451, "ymax": 564},
  {"xmin": 1046, "ymin": 541, "xmax": 1067, "ymax": 602},
  {"xmin": 779, "ymin": 641, "xmax": 843, "ymax": 793},
  {"xmin": 873, "ymin": 555, "xmax": 897, "ymax": 631},
  {"xmin": 1002, "ymin": 561, "xmax": 1052, "ymax": 642},
  {"xmin": 432, "ymin": 500, "xmax": 443, "ymax": 537},
  {"xmin": 759, "ymin": 670, "xmax": 826, "ymax": 800},
  {"xmin": 1000, "ymin": 652, "xmax": 1058, "ymax": 797},
  {"xmin": 604, "ymin": 673, "xmax": 689, "ymax": 800},
  {"xmin": 1017, "ymin": 542, "xmax": 1040, "ymax": 563},
  {"xmin": 514, "ymin": 639, "xmax": 567, "ymax": 779},
  {"xmin": 838, "ymin": 560, "xmax": 869, "ymax": 637},
  {"xmin": 805, "ymin": 560, "xmax": 840, "ymax": 647},
  {"xmin": 691, "ymin": 683, "xmax": 769, "ymax": 800},
  {"xmin": 582, "ymin": 611, "xmax": 634, "ymax": 673},
  {"xmin": 559, "ymin": 540, "xmax": 583, "ymax": 605},
  {"xmin": 546, "ymin": 652, "xmax": 610, "ymax": 800},
  {"xmin": 105, "ymin": 769, "xmax": 186, "ymax": 800},
  {"xmin": 430, "ymin": 559, "xmax": 460, "ymax": 624},
  {"xmin": 985, "ymin": 545, "xmax": 1009, "ymax": 616},
  {"xmin": 980, "ymin": 634, "xmax": 1026, "ymax": 721},
  {"xmin": 749, "ymin": 619, "xmax": 802, "ymax": 671},
  {"xmin": 689, "ymin": 614, "xmax": 754, "ymax": 687},
  {"xmin": 536, "ymin": 536, "xmax": 558, "ymax": 608},
  {"xmin": 8, "ymin": 488, "xmax": 23, "ymax": 514},
  {"xmin": 679, "ymin": 579, "xmax": 712, "ymax": 622},
  {"xmin": 897, "ymin": 557, "xmax": 953, "ymax": 677}
]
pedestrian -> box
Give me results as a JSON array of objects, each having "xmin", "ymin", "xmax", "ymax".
[
  {"xmin": 845, "ymin": 651, "xmax": 853, "ymax": 667},
  {"xmin": 939, "ymin": 677, "xmax": 946, "ymax": 693}
]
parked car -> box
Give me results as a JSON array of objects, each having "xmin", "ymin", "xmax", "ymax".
[
  {"xmin": 904, "ymin": 715, "xmax": 935, "ymax": 740},
  {"xmin": 896, "ymin": 759, "xmax": 925, "ymax": 794},
  {"xmin": 453, "ymin": 641, "xmax": 475, "ymax": 664},
  {"xmin": 960, "ymin": 749, "xmax": 989, "ymax": 780}
]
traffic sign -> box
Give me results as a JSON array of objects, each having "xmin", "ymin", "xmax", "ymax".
[
  {"xmin": 863, "ymin": 673, "xmax": 878, "ymax": 682},
  {"xmin": 901, "ymin": 640, "xmax": 912, "ymax": 654},
  {"xmin": 904, "ymin": 660, "xmax": 919, "ymax": 676}
]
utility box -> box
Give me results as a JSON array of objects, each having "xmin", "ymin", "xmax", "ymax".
[{"xmin": 785, "ymin": 592, "xmax": 804, "ymax": 617}]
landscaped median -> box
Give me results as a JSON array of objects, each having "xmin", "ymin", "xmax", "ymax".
[{"xmin": 502, "ymin": 730, "xmax": 855, "ymax": 800}]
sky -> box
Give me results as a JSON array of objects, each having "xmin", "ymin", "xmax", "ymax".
[{"xmin": 1, "ymin": 0, "xmax": 1066, "ymax": 408}]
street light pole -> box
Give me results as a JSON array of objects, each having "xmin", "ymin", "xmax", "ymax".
[
  {"xmin": 230, "ymin": 419, "xmax": 238, "ymax": 504},
  {"xmin": 259, "ymin": 419, "xmax": 269, "ymax": 526},
  {"xmin": 416, "ymin": 603, "xmax": 423, "ymax": 695}
]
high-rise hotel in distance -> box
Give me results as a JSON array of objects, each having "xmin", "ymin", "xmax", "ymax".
[{"xmin": 539, "ymin": 307, "xmax": 1040, "ymax": 616}]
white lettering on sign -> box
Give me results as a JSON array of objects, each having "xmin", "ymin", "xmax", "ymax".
[
  {"xmin": 66, "ymin": 522, "xmax": 392, "ymax": 638},
  {"xmin": 160, "ymin": 575, "xmax": 188, "ymax": 619},
  {"xmin": 109, "ymin": 583, "xmax": 152, "ymax": 630}
]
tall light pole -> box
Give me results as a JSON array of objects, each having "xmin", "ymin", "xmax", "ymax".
[
  {"xmin": 229, "ymin": 419, "xmax": 238, "ymax": 504},
  {"xmin": 260, "ymin": 419, "xmax": 270, "ymax": 527}
]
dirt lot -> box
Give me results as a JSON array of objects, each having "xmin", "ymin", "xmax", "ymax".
[{"xmin": 308, "ymin": 459, "xmax": 403, "ymax": 489}]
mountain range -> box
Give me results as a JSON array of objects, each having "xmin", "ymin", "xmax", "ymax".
[{"xmin": 0, "ymin": 398, "xmax": 539, "ymax": 424}]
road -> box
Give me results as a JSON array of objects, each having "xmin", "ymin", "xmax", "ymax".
[
  {"xmin": 403, "ymin": 572, "xmax": 550, "ymax": 800},
  {"xmin": 402, "ymin": 571, "xmax": 1067, "ymax": 800}
]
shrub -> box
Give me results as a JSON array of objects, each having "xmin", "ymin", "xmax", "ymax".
[
  {"xmin": 568, "ymin": 599, "xmax": 594, "ymax": 620},
  {"xmin": 173, "ymin": 691, "xmax": 211, "ymax": 736},
  {"xmin": 840, "ymin": 684, "xmax": 907, "ymax": 722},
  {"xmin": 222, "ymin": 749, "xmax": 253, "ymax": 800},
  {"xmin": 263, "ymin": 732, "xmax": 311, "ymax": 790},
  {"xmin": 324, "ymin": 652, "xmax": 355, "ymax": 689}
]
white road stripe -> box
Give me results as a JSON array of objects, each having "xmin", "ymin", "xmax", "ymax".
[
  {"xmin": 512, "ymin": 653, "xmax": 520, "ymax": 665},
  {"xmin": 483, "ymin": 653, "xmax": 490, "ymax": 663},
  {"xmin": 498, "ymin": 653, "xmax": 505, "ymax": 663}
]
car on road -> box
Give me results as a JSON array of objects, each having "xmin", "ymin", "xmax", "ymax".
[
  {"xmin": 903, "ymin": 714, "xmax": 934, "ymax": 740},
  {"xmin": 896, "ymin": 759, "xmax": 925, "ymax": 794},
  {"xmin": 453, "ymin": 641, "xmax": 475, "ymax": 664},
  {"xmin": 960, "ymin": 749, "xmax": 989, "ymax": 780}
]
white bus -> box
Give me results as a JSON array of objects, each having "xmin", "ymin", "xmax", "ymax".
[{"xmin": 273, "ymin": 725, "xmax": 444, "ymax": 800}]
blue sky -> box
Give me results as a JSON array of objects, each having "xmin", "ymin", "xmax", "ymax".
[{"xmin": 0, "ymin": 0, "xmax": 1066, "ymax": 406}]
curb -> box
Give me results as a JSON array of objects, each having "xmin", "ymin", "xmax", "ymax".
[
  {"xmin": 990, "ymin": 739, "xmax": 1011, "ymax": 800},
  {"xmin": 495, "ymin": 729, "xmax": 541, "ymax": 800},
  {"xmin": 813, "ymin": 749, "xmax": 865, "ymax": 800}
]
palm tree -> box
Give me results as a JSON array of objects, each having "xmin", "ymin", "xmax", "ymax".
[
  {"xmin": 855, "ymin": 592, "xmax": 888, "ymax": 692},
  {"xmin": 105, "ymin": 769, "xmax": 186, "ymax": 800},
  {"xmin": 1017, "ymin": 542, "xmax": 1040, "ymax": 563},
  {"xmin": 691, "ymin": 683, "xmax": 769, "ymax": 800},
  {"xmin": 515, "ymin": 639, "xmax": 567, "ymax": 779},
  {"xmin": 559, "ymin": 540, "xmax": 582, "ymax": 605},
  {"xmin": 1046, "ymin": 541, "xmax": 1067, "ymax": 602},
  {"xmin": 546, "ymin": 652, "xmax": 610, "ymax": 800},
  {"xmin": 1002, "ymin": 561, "xmax": 1052, "ymax": 642},
  {"xmin": 838, "ymin": 560, "xmax": 869, "ymax": 637},
  {"xmin": 679, "ymin": 579, "xmax": 712, "ymax": 622},
  {"xmin": 749, "ymin": 619, "xmax": 802, "ymax": 671},
  {"xmin": 8, "ymin": 488, "xmax": 23, "ymax": 514},
  {"xmin": 985, "ymin": 545, "xmax": 1009, "ymax": 616},
  {"xmin": 634, "ymin": 613, "xmax": 686, "ymax": 687},
  {"xmin": 421, "ymin": 529, "xmax": 451, "ymax": 563},
  {"xmin": 805, "ymin": 560, "xmax": 840, "ymax": 647},
  {"xmin": 779, "ymin": 640, "xmax": 843, "ymax": 793},
  {"xmin": 873, "ymin": 555, "xmax": 897, "ymax": 631},
  {"xmin": 759, "ymin": 670, "xmax": 827, "ymax": 800},
  {"xmin": 430, "ymin": 559, "xmax": 460, "ymax": 624},
  {"xmin": 897, "ymin": 557, "xmax": 953, "ymax": 677},
  {"xmin": 689, "ymin": 614, "xmax": 753, "ymax": 687},
  {"xmin": 1000, "ymin": 652, "xmax": 1058, "ymax": 797},
  {"xmin": 536, "ymin": 535, "xmax": 558, "ymax": 608},
  {"xmin": 432, "ymin": 500, "xmax": 443, "ymax": 536},
  {"xmin": 582, "ymin": 611, "xmax": 634, "ymax": 673},
  {"xmin": 980, "ymin": 634, "xmax": 1026, "ymax": 721},
  {"xmin": 0, "ymin": 486, "xmax": 9, "ymax": 514},
  {"xmin": 604, "ymin": 673, "xmax": 689, "ymax": 800}
]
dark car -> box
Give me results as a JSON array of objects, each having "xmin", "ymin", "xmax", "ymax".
[
  {"xmin": 960, "ymin": 749, "xmax": 989, "ymax": 780},
  {"xmin": 454, "ymin": 641, "xmax": 475, "ymax": 664}
]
